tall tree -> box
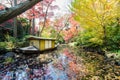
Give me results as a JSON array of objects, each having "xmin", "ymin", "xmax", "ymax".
[
  {"xmin": 13, "ymin": 0, "xmax": 17, "ymax": 38},
  {"xmin": 71, "ymin": 0, "xmax": 120, "ymax": 47}
]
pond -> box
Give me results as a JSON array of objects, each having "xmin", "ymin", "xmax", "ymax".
[
  {"xmin": 41, "ymin": 48, "xmax": 87, "ymax": 80},
  {"xmin": 0, "ymin": 46, "xmax": 87, "ymax": 80},
  {"xmin": 0, "ymin": 45, "xmax": 120, "ymax": 80}
]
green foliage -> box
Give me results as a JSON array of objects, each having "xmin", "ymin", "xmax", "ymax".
[
  {"xmin": 0, "ymin": 17, "xmax": 31, "ymax": 42},
  {"xmin": 0, "ymin": 34, "xmax": 30, "ymax": 50},
  {"xmin": 56, "ymin": 35, "xmax": 65, "ymax": 44},
  {"xmin": 74, "ymin": 31, "xmax": 102, "ymax": 48},
  {"xmin": 0, "ymin": 17, "xmax": 31, "ymax": 50},
  {"xmin": 41, "ymin": 26, "xmax": 65, "ymax": 44},
  {"xmin": 50, "ymin": 29, "xmax": 57, "ymax": 38},
  {"xmin": 13, "ymin": 35, "xmax": 30, "ymax": 48},
  {"xmin": 18, "ymin": 18, "xmax": 31, "ymax": 36},
  {"xmin": 4, "ymin": 57, "xmax": 14, "ymax": 63},
  {"xmin": 106, "ymin": 23, "xmax": 120, "ymax": 50},
  {"xmin": 75, "ymin": 22, "xmax": 120, "ymax": 50},
  {"xmin": 5, "ymin": 33, "xmax": 16, "ymax": 42},
  {"xmin": 71, "ymin": 0, "xmax": 120, "ymax": 50},
  {"xmin": 42, "ymin": 27, "xmax": 51, "ymax": 38},
  {"xmin": 0, "ymin": 42, "xmax": 6, "ymax": 48},
  {"xmin": 0, "ymin": 28, "xmax": 6, "ymax": 41},
  {"xmin": 3, "ymin": 34, "xmax": 15, "ymax": 49}
]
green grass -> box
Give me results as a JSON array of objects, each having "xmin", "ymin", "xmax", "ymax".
[{"xmin": 4, "ymin": 57, "xmax": 14, "ymax": 63}]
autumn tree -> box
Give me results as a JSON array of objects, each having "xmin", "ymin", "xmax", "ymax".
[
  {"xmin": 62, "ymin": 14, "xmax": 79, "ymax": 43},
  {"xmin": 71, "ymin": 0, "xmax": 120, "ymax": 49},
  {"xmin": 20, "ymin": 0, "xmax": 58, "ymax": 36},
  {"xmin": 53, "ymin": 14, "xmax": 79, "ymax": 43},
  {"xmin": 53, "ymin": 15, "xmax": 70, "ymax": 43}
]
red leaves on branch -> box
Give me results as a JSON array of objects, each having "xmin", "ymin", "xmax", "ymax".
[
  {"xmin": 54, "ymin": 14, "xmax": 79, "ymax": 42},
  {"xmin": 39, "ymin": 19, "xmax": 51, "ymax": 27},
  {"xmin": 63, "ymin": 15, "xmax": 80, "ymax": 42},
  {"xmin": 0, "ymin": 5, "xmax": 4, "ymax": 10},
  {"xmin": 54, "ymin": 17, "xmax": 66, "ymax": 31},
  {"xmin": 21, "ymin": 0, "xmax": 58, "ymax": 21}
]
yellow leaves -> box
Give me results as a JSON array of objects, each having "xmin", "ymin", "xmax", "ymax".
[
  {"xmin": 89, "ymin": 37, "xmax": 103, "ymax": 45},
  {"xmin": 71, "ymin": 0, "xmax": 120, "ymax": 46},
  {"xmin": 71, "ymin": 0, "xmax": 120, "ymax": 27}
]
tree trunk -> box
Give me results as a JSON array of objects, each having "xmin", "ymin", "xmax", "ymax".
[
  {"xmin": 31, "ymin": 18, "xmax": 35, "ymax": 35},
  {"xmin": 0, "ymin": 0, "xmax": 43, "ymax": 24},
  {"xmin": 13, "ymin": 17, "xmax": 17, "ymax": 38},
  {"xmin": 103, "ymin": 25, "xmax": 107, "ymax": 47},
  {"xmin": 39, "ymin": 1, "xmax": 52, "ymax": 37},
  {"xmin": 13, "ymin": 0, "xmax": 17, "ymax": 38}
]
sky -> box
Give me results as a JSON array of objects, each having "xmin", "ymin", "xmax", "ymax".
[{"xmin": 54, "ymin": 0, "xmax": 72, "ymax": 16}]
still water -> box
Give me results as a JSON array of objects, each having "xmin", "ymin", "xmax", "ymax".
[{"xmin": 0, "ymin": 47, "xmax": 86, "ymax": 80}]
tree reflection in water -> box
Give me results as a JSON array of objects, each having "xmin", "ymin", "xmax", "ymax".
[
  {"xmin": 1, "ymin": 47, "xmax": 87, "ymax": 80},
  {"xmin": 44, "ymin": 48, "xmax": 86, "ymax": 80}
]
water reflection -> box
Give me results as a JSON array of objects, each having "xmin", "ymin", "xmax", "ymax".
[
  {"xmin": 44, "ymin": 48, "xmax": 78, "ymax": 80},
  {"xmin": 0, "ymin": 48, "xmax": 85, "ymax": 80}
]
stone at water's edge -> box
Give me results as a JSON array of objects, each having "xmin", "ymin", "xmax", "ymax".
[
  {"xmin": 104, "ymin": 52, "xmax": 120, "ymax": 66},
  {"xmin": 105, "ymin": 53, "xmax": 118, "ymax": 58}
]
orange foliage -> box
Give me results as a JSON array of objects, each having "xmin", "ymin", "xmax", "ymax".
[{"xmin": 63, "ymin": 15, "xmax": 79, "ymax": 42}]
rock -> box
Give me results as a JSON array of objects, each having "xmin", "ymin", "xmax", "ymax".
[
  {"xmin": 4, "ymin": 52, "xmax": 15, "ymax": 58},
  {"xmin": 115, "ymin": 71, "xmax": 120, "ymax": 76},
  {"xmin": 105, "ymin": 53, "xmax": 117, "ymax": 59},
  {"xmin": 115, "ymin": 61, "xmax": 120, "ymax": 66}
]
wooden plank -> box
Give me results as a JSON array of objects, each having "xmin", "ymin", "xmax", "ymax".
[
  {"xmin": 52, "ymin": 41, "xmax": 55, "ymax": 48},
  {"xmin": 49, "ymin": 40, "xmax": 52, "ymax": 48},
  {"xmin": 45, "ymin": 40, "xmax": 49, "ymax": 49},
  {"xmin": 40, "ymin": 40, "xmax": 45, "ymax": 51},
  {"xmin": 30, "ymin": 40, "xmax": 39, "ymax": 49},
  {"xmin": 28, "ymin": 36, "xmax": 56, "ymax": 40}
]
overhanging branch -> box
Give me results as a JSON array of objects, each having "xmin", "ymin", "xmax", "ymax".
[{"xmin": 0, "ymin": 0, "xmax": 43, "ymax": 24}]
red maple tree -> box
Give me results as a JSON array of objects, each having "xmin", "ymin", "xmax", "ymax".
[
  {"xmin": 20, "ymin": 0, "xmax": 58, "ymax": 36},
  {"xmin": 54, "ymin": 14, "xmax": 80, "ymax": 43}
]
